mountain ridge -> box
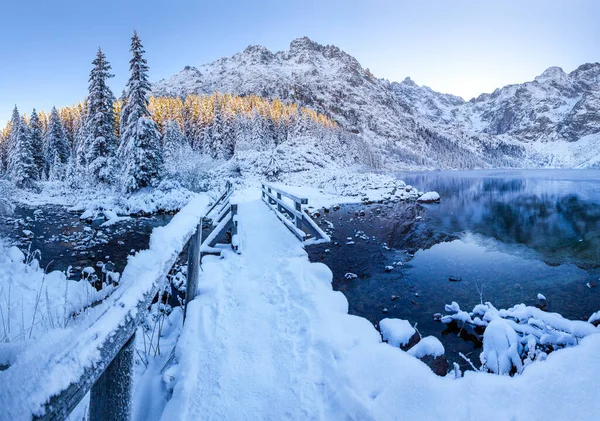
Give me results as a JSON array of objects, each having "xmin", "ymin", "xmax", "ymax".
[{"xmin": 153, "ymin": 37, "xmax": 600, "ymax": 169}]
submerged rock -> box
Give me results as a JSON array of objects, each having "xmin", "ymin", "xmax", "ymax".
[
  {"xmin": 536, "ymin": 293, "xmax": 548, "ymax": 310},
  {"xmin": 420, "ymin": 355, "xmax": 449, "ymax": 376}
]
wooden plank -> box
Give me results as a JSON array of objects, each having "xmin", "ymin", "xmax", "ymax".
[
  {"xmin": 262, "ymin": 189, "xmax": 303, "ymax": 221},
  {"xmin": 89, "ymin": 333, "xmax": 135, "ymax": 421},
  {"xmin": 261, "ymin": 196, "xmax": 306, "ymax": 241},
  {"xmin": 185, "ymin": 221, "xmax": 202, "ymax": 320},
  {"xmin": 301, "ymin": 213, "xmax": 331, "ymax": 243},
  {"xmin": 34, "ymin": 282, "xmax": 158, "ymax": 421},
  {"xmin": 262, "ymin": 183, "xmax": 308, "ymax": 205},
  {"xmin": 205, "ymin": 181, "xmax": 232, "ymax": 220},
  {"xmin": 201, "ymin": 210, "xmax": 232, "ymax": 251}
]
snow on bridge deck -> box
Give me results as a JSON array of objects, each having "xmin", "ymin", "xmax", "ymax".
[{"xmin": 161, "ymin": 189, "xmax": 600, "ymax": 421}]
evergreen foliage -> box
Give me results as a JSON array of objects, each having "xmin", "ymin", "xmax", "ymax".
[
  {"xmin": 83, "ymin": 48, "xmax": 118, "ymax": 183},
  {"xmin": 163, "ymin": 120, "xmax": 186, "ymax": 162},
  {"xmin": 7, "ymin": 109, "xmax": 36, "ymax": 187},
  {"xmin": 43, "ymin": 107, "xmax": 70, "ymax": 178},
  {"xmin": 29, "ymin": 109, "xmax": 44, "ymax": 179},
  {"xmin": 117, "ymin": 32, "xmax": 163, "ymax": 192}
]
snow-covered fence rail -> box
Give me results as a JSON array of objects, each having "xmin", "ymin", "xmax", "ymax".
[
  {"xmin": 200, "ymin": 181, "xmax": 238, "ymax": 255},
  {"xmin": 0, "ymin": 196, "xmax": 209, "ymax": 421},
  {"xmin": 261, "ymin": 183, "xmax": 330, "ymax": 244},
  {"xmin": 185, "ymin": 181, "xmax": 237, "ymax": 319}
]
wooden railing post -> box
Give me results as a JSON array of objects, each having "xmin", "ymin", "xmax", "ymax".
[
  {"xmin": 184, "ymin": 220, "xmax": 202, "ymax": 319},
  {"xmin": 89, "ymin": 333, "xmax": 135, "ymax": 421},
  {"xmin": 231, "ymin": 204, "xmax": 238, "ymax": 251},
  {"xmin": 295, "ymin": 201, "xmax": 303, "ymax": 230}
]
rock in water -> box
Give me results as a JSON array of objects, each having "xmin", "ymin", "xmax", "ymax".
[
  {"xmin": 449, "ymin": 275, "xmax": 462, "ymax": 282},
  {"xmin": 417, "ymin": 191, "xmax": 441, "ymax": 203},
  {"xmin": 420, "ymin": 355, "xmax": 449, "ymax": 376},
  {"xmin": 536, "ymin": 293, "xmax": 548, "ymax": 310}
]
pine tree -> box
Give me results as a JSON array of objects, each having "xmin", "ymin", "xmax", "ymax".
[
  {"xmin": 117, "ymin": 32, "xmax": 163, "ymax": 192},
  {"xmin": 163, "ymin": 120, "xmax": 186, "ymax": 162},
  {"xmin": 7, "ymin": 112, "xmax": 36, "ymax": 188},
  {"xmin": 75, "ymin": 102, "xmax": 90, "ymax": 171},
  {"xmin": 0, "ymin": 122, "xmax": 10, "ymax": 175},
  {"xmin": 43, "ymin": 107, "xmax": 70, "ymax": 178},
  {"xmin": 29, "ymin": 109, "xmax": 44, "ymax": 179},
  {"xmin": 84, "ymin": 48, "xmax": 118, "ymax": 183},
  {"xmin": 7, "ymin": 107, "xmax": 20, "ymax": 163}
]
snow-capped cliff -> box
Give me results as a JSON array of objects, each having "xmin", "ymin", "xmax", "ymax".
[{"xmin": 153, "ymin": 37, "xmax": 600, "ymax": 169}]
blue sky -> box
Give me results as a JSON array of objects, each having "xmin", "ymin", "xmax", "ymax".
[{"xmin": 1, "ymin": 0, "xmax": 599, "ymax": 126}]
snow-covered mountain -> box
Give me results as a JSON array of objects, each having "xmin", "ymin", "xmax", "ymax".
[{"xmin": 153, "ymin": 37, "xmax": 600, "ymax": 169}]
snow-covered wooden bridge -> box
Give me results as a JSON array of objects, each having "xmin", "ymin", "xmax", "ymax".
[{"xmin": 2, "ymin": 183, "xmax": 600, "ymax": 421}]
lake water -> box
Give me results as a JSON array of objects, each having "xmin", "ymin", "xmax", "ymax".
[{"xmin": 307, "ymin": 169, "xmax": 600, "ymax": 368}]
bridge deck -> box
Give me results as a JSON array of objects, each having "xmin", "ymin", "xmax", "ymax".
[
  {"xmin": 161, "ymin": 195, "xmax": 383, "ymax": 420},
  {"xmin": 158, "ymin": 192, "xmax": 600, "ymax": 421}
]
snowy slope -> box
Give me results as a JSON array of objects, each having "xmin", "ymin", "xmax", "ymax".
[{"xmin": 154, "ymin": 37, "xmax": 600, "ymax": 169}]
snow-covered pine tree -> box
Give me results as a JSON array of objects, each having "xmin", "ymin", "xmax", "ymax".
[
  {"xmin": 84, "ymin": 48, "xmax": 118, "ymax": 184},
  {"xmin": 117, "ymin": 89, "xmax": 128, "ymax": 140},
  {"xmin": 7, "ymin": 114, "xmax": 36, "ymax": 188},
  {"xmin": 203, "ymin": 99, "xmax": 221, "ymax": 158},
  {"xmin": 43, "ymin": 107, "xmax": 70, "ymax": 178},
  {"xmin": 29, "ymin": 109, "xmax": 44, "ymax": 179},
  {"xmin": 249, "ymin": 110, "xmax": 266, "ymax": 151},
  {"xmin": 117, "ymin": 32, "xmax": 163, "ymax": 192},
  {"xmin": 0, "ymin": 122, "xmax": 10, "ymax": 175},
  {"xmin": 207, "ymin": 99, "xmax": 235, "ymax": 160},
  {"xmin": 163, "ymin": 120, "xmax": 186, "ymax": 162},
  {"xmin": 74, "ymin": 101, "xmax": 90, "ymax": 171},
  {"xmin": 5, "ymin": 107, "xmax": 21, "ymax": 171}
]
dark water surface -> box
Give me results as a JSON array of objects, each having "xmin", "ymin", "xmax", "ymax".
[
  {"xmin": 0, "ymin": 205, "xmax": 173, "ymax": 282},
  {"xmin": 308, "ymin": 169, "xmax": 600, "ymax": 368}
]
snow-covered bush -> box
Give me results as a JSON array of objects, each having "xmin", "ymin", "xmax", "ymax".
[
  {"xmin": 0, "ymin": 240, "xmax": 97, "ymax": 342},
  {"xmin": 440, "ymin": 301, "xmax": 600, "ymax": 375},
  {"xmin": 163, "ymin": 144, "xmax": 222, "ymax": 193},
  {"xmin": 0, "ymin": 181, "xmax": 16, "ymax": 215}
]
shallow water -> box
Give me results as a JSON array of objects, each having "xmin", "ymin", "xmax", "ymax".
[
  {"xmin": 308, "ymin": 169, "xmax": 600, "ymax": 368},
  {"xmin": 0, "ymin": 205, "xmax": 173, "ymax": 282}
]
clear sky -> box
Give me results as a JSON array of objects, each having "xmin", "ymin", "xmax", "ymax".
[{"xmin": 1, "ymin": 0, "xmax": 599, "ymax": 127}]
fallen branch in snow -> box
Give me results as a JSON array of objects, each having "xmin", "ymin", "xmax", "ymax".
[{"xmin": 440, "ymin": 300, "xmax": 600, "ymax": 375}]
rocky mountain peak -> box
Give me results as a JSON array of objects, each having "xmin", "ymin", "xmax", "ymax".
[
  {"xmin": 289, "ymin": 36, "xmax": 321, "ymax": 53},
  {"xmin": 535, "ymin": 66, "xmax": 567, "ymax": 83},
  {"xmin": 401, "ymin": 77, "xmax": 417, "ymax": 87},
  {"xmin": 239, "ymin": 44, "xmax": 275, "ymax": 64}
]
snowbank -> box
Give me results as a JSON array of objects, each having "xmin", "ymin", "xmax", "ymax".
[
  {"xmin": 0, "ymin": 240, "xmax": 96, "ymax": 345},
  {"xmin": 407, "ymin": 336, "xmax": 445, "ymax": 358},
  {"xmin": 379, "ymin": 318, "xmax": 416, "ymax": 347},
  {"xmin": 442, "ymin": 300, "xmax": 600, "ymax": 375}
]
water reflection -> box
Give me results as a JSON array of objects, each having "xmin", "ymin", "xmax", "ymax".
[
  {"xmin": 308, "ymin": 170, "xmax": 600, "ymax": 368},
  {"xmin": 398, "ymin": 170, "xmax": 600, "ymax": 269}
]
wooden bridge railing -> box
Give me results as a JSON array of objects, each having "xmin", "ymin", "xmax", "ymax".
[
  {"xmin": 261, "ymin": 183, "xmax": 330, "ymax": 244},
  {"xmin": 1, "ymin": 183, "xmax": 240, "ymax": 421},
  {"xmin": 184, "ymin": 181, "xmax": 238, "ymax": 319},
  {"xmin": 200, "ymin": 181, "xmax": 238, "ymax": 256}
]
